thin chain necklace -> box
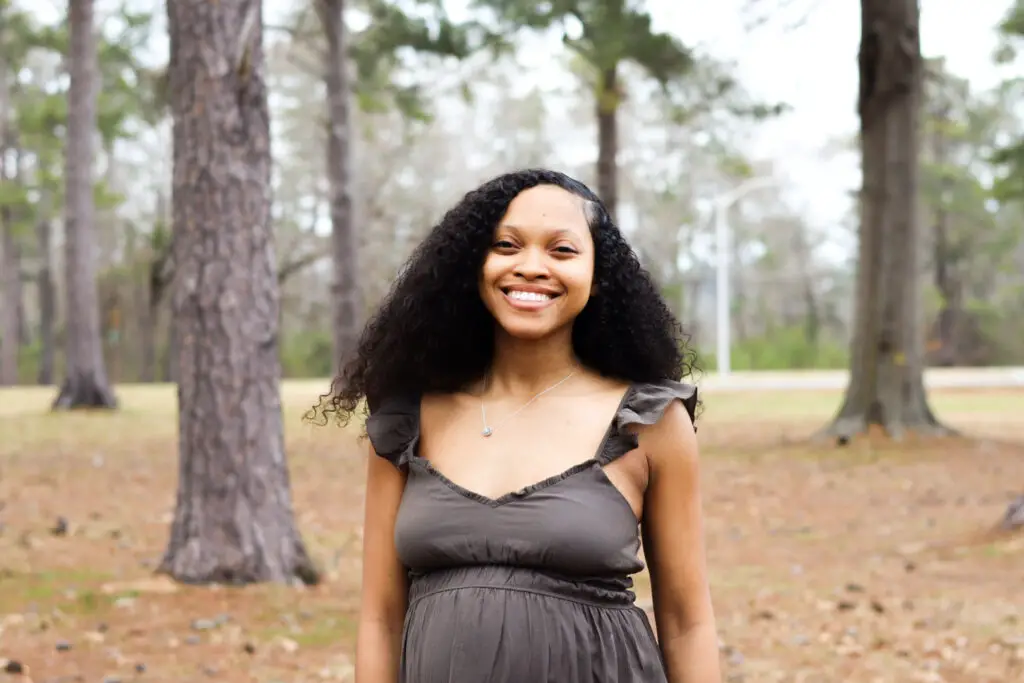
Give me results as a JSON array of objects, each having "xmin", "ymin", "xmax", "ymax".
[{"xmin": 479, "ymin": 368, "xmax": 578, "ymax": 437}]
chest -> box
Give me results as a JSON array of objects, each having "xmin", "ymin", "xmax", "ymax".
[
  {"xmin": 418, "ymin": 392, "xmax": 648, "ymax": 516},
  {"xmin": 393, "ymin": 461, "xmax": 644, "ymax": 577}
]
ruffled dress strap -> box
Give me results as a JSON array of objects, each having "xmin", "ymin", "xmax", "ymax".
[
  {"xmin": 598, "ymin": 379, "xmax": 699, "ymax": 464},
  {"xmin": 365, "ymin": 395, "xmax": 421, "ymax": 469}
]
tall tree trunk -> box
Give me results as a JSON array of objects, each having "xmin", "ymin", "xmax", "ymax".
[
  {"xmin": 825, "ymin": 0, "xmax": 947, "ymax": 438},
  {"xmin": 929, "ymin": 101, "xmax": 961, "ymax": 366},
  {"xmin": 801, "ymin": 274, "xmax": 821, "ymax": 346},
  {"xmin": 318, "ymin": 0, "xmax": 359, "ymax": 373},
  {"xmin": 37, "ymin": 207, "xmax": 56, "ymax": 385},
  {"xmin": 163, "ymin": 323, "xmax": 176, "ymax": 383},
  {"xmin": 792, "ymin": 226, "xmax": 821, "ymax": 346},
  {"xmin": 596, "ymin": 65, "xmax": 619, "ymax": 220},
  {"xmin": 13, "ymin": 145, "xmax": 28, "ymax": 347},
  {"xmin": 52, "ymin": 0, "xmax": 117, "ymax": 409},
  {"xmin": 0, "ymin": 212, "xmax": 17, "ymax": 386},
  {"xmin": 141, "ymin": 192, "xmax": 171, "ymax": 383},
  {"xmin": 160, "ymin": 0, "xmax": 318, "ymax": 585},
  {"xmin": 138, "ymin": 303, "xmax": 156, "ymax": 382},
  {"xmin": 0, "ymin": 49, "xmax": 17, "ymax": 386},
  {"xmin": 139, "ymin": 268, "xmax": 158, "ymax": 384},
  {"xmin": 142, "ymin": 237, "xmax": 172, "ymax": 383},
  {"xmin": 13, "ymin": 235, "xmax": 27, "ymax": 351},
  {"xmin": 932, "ymin": 205, "xmax": 961, "ymax": 366}
]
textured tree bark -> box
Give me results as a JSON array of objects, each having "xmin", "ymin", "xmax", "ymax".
[
  {"xmin": 0, "ymin": 46, "xmax": 18, "ymax": 386},
  {"xmin": 36, "ymin": 202, "xmax": 55, "ymax": 386},
  {"xmin": 825, "ymin": 0, "xmax": 948, "ymax": 439},
  {"xmin": 138, "ymin": 291, "xmax": 156, "ymax": 384},
  {"xmin": 1001, "ymin": 495, "xmax": 1024, "ymax": 532},
  {"xmin": 52, "ymin": 0, "xmax": 117, "ymax": 409},
  {"xmin": 161, "ymin": 0, "xmax": 318, "ymax": 585},
  {"xmin": 0, "ymin": 212, "xmax": 18, "ymax": 386},
  {"xmin": 929, "ymin": 102, "xmax": 963, "ymax": 366},
  {"xmin": 318, "ymin": 0, "xmax": 360, "ymax": 373},
  {"xmin": 596, "ymin": 66, "xmax": 619, "ymax": 220}
]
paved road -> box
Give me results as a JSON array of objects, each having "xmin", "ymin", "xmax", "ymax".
[{"xmin": 696, "ymin": 367, "xmax": 1024, "ymax": 391}]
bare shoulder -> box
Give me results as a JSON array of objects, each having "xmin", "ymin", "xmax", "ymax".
[{"xmin": 637, "ymin": 397, "xmax": 699, "ymax": 469}]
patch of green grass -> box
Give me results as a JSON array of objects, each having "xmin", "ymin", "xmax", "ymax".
[
  {"xmin": 5, "ymin": 382, "xmax": 1018, "ymax": 459},
  {"xmin": 978, "ymin": 537, "xmax": 1024, "ymax": 558},
  {"xmin": 784, "ymin": 443, "xmax": 941, "ymax": 466},
  {"xmin": 0, "ymin": 381, "xmax": 363, "ymax": 454},
  {"xmin": 75, "ymin": 589, "xmax": 103, "ymax": 613},
  {"xmin": 701, "ymin": 387, "xmax": 1023, "ymax": 423},
  {"xmin": 259, "ymin": 613, "xmax": 358, "ymax": 648},
  {"xmin": 700, "ymin": 391, "xmax": 841, "ymax": 421},
  {"xmin": 0, "ymin": 567, "xmax": 114, "ymax": 612},
  {"xmin": 3, "ymin": 381, "xmax": 1018, "ymax": 441}
]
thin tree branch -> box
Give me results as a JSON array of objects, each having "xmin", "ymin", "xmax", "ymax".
[
  {"xmin": 278, "ymin": 251, "xmax": 328, "ymax": 284},
  {"xmin": 741, "ymin": 0, "xmax": 827, "ymax": 34}
]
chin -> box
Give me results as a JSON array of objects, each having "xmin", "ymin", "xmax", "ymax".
[
  {"xmin": 494, "ymin": 316, "xmax": 567, "ymax": 342},
  {"xmin": 499, "ymin": 326, "xmax": 556, "ymax": 341}
]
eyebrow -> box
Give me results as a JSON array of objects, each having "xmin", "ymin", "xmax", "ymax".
[{"xmin": 497, "ymin": 224, "xmax": 580, "ymax": 239}]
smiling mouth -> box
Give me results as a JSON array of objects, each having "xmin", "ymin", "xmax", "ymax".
[{"xmin": 500, "ymin": 287, "xmax": 561, "ymax": 308}]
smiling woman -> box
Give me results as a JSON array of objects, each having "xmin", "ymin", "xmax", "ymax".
[
  {"xmin": 312, "ymin": 169, "xmax": 721, "ymax": 683},
  {"xmin": 479, "ymin": 185, "xmax": 597, "ymax": 341}
]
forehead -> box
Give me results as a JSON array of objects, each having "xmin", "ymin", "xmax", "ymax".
[{"xmin": 499, "ymin": 185, "xmax": 590, "ymax": 237}]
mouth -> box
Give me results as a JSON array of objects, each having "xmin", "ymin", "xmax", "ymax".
[{"xmin": 500, "ymin": 286, "xmax": 561, "ymax": 310}]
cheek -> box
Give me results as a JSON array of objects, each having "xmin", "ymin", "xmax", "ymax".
[
  {"xmin": 479, "ymin": 256, "xmax": 500, "ymax": 289},
  {"xmin": 563, "ymin": 266, "xmax": 595, "ymax": 307},
  {"xmin": 478, "ymin": 257, "xmax": 507, "ymax": 315}
]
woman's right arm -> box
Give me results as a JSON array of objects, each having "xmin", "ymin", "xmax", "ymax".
[{"xmin": 355, "ymin": 446, "xmax": 409, "ymax": 683}]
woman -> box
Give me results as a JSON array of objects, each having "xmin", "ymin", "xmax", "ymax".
[{"xmin": 319, "ymin": 169, "xmax": 721, "ymax": 682}]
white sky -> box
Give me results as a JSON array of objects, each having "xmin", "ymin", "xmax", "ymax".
[
  {"xmin": 367, "ymin": 0, "xmax": 1011, "ymax": 233},
  {"xmin": 385, "ymin": 0, "xmax": 1009, "ymax": 234},
  {"xmin": 270, "ymin": 0, "xmax": 1015, "ymax": 234},
  {"xmin": 655, "ymin": 0, "xmax": 1015, "ymax": 230}
]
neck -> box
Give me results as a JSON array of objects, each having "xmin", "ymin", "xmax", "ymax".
[{"xmin": 485, "ymin": 327, "xmax": 578, "ymax": 398}]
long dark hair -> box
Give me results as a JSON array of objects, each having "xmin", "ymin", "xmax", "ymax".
[{"xmin": 310, "ymin": 168, "xmax": 696, "ymax": 425}]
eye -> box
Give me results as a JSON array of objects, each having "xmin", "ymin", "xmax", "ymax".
[
  {"xmin": 553, "ymin": 245, "xmax": 578, "ymax": 255},
  {"xmin": 492, "ymin": 239, "xmax": 517, "ymax": 251}
]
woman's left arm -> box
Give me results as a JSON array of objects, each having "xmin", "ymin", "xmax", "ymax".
[{"xmin": 641, "ymin": 400, "xmax": 722, "ymax": 683}]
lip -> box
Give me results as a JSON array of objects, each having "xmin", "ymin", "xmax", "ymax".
[{"xmin": 500, "ymin": 284, "xmax": 561, "ymax": 311}]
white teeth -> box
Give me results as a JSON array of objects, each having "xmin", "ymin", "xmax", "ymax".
[{"xmin": 508, "ymin": 290, "xmax": 551, "ymax": 302}]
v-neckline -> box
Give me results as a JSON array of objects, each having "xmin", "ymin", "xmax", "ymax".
[{"xmin": 410, "ymin": 384, "xmax": 635, "ymax": 508}]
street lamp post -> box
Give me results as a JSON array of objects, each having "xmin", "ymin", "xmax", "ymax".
[{"xmin": 714, "ymin": 176, "xmax": 778, "ymax": 377}]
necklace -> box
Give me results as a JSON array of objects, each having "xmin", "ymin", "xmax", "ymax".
[{"xmin": 479, "ymin": 368, "xmax": 578, "ymax": 437}]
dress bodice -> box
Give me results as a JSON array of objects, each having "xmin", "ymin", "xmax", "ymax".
[{"xmin": 366, "ymin": 380, "xmax": 698, "ymax": 581}]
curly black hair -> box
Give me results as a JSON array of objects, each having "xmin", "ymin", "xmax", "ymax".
[{"xmin": 310, "ymin": 168, "xmax": 697, "ymax": 426}]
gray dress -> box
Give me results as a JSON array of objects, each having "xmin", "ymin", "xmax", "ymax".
[{"xmin": 366, "ymin": 380, "xmax": 698, "ymax": 683}]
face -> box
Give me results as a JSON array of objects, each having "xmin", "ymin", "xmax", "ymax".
[{"xmin": 479, "ymin": 185, "xmax": 596, "ymax": 341}]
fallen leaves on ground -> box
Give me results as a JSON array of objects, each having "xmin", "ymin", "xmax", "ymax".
[{"xmin": 0, "ymin": 384, "xmax": 1021, "ymax": 682}]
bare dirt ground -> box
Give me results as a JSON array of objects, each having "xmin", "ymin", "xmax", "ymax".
[{"xmin": 0, "ymin": 382, "xmax": 1021, "ymax": 683}]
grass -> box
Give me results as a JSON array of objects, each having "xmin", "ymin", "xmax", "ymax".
[{"xmin": 0, "ymin": 381, "xmax": 1022, "ymax": 682}]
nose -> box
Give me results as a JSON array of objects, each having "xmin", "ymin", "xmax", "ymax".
[{"xmin": 513, "ymin": 247, "xmax": 550, "ymax": 280}]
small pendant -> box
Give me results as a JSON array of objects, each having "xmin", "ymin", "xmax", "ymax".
[{"xmin": 482, "ymin": 427, "xmax": 493, "ymax": 437}]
